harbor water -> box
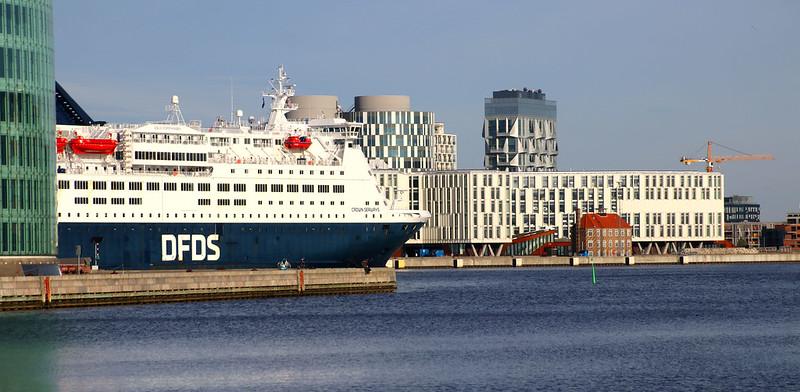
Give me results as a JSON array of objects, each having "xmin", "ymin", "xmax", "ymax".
[{"xmin": 1, "ymin": 264, "xmax": 799, "ymax": 391}]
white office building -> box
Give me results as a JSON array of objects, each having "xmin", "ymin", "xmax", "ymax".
[{"xmin": 375, "ymin": 169, "xmax": 724, "ymax": 256}]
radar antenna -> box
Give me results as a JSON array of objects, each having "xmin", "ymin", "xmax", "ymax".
[{"xmin": 165, "ymin": 95, "xmax": 185, "ymax": 125}]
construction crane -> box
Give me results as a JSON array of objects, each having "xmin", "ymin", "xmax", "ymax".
[{"xmin": 680, "ymin": 141, "xmax": 773, "ymax": 172}]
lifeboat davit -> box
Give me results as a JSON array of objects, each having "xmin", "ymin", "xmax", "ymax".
[
  {"xmin": 283, "ymin": 135, "xmax": 312, "ymax": 150},
  {"xmin": 56, "ymin": 137, "xmax": 68, "ymax": 153},
  {"xmin": 69, "ymin": 137, "xmax": 118, "ymax": 155}
]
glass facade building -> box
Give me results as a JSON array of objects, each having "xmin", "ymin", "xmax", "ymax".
[
  {"xmin": 483, "ymin": 88, "xmax": 558, "ymax": 172},
  {"xmin": 0, "ymin": 0, "xmax": 55, "ymax": 256}
]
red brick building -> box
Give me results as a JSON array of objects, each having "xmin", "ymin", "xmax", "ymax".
[
  {"xmin": 784, "ymin": 213, "xmax": 800, "ymax": 250},
  {"xmin": 576, "ymin": 213, "xmax": 632, "ymax": 256}
]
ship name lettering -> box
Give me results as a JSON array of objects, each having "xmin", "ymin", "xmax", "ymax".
[{"xmin": 351, "ymin": 207, "xmax": 380, "ymax": 213}]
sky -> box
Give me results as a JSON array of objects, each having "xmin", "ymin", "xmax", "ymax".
[{"xmin": 54, "ymin": 0, "xmax": 800, "ymax": 220}]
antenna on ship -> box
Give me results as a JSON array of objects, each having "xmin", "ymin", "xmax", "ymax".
[
  {"xmin": 229, "ymin": 77, "xmax": 234, "ymax": 124},
  {"xmin": 165, "ymin": 95, "xmax": 186, "ymax": 125},
  {"xmin": 262, "ymin": 65, "xmax": 298, "ymax": 130}
]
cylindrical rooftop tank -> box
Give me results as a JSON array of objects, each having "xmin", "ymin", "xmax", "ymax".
[
  {"xmin": 354, "ymin": 95, "xmax": 410, "ymax": 112},
  {"xmin": 286, "ymin": 95, "xmax": 339, "ymax": 121}
]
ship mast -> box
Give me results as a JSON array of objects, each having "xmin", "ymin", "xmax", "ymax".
[{"xmin": 262, "ymin": 65, "xmax": 298, "ymax": 130}]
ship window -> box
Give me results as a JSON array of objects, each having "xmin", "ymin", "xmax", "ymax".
[
  {"xmin": 164, "ymin": 183, "xmax": 177, "ymax": 191},
  {"xmin": 234, "ymin": 184, "xmax": 246, "ymax": 192},
  {"xmin": 333, "ymin": 185, "xmax": 344, "ymax": 193},
  {"xmin": 340, "ymin": 171, "xmax": 344, "ymax": 175},
  {"xmin": 231, "ymin": 169, "xmax": 235, "ymax": 174},
  {"xmin": 217, "ymin": 199, "xmax": 230, "ymax": 206},
  {"xmin": 129, "ymin": 198, "xmax": 142, "ymax": 205},
  {"xmin": 198, "ymin": 183, "xmax": 210, "ymax": 192},
  {"xmin": 310, "ymin": 171, "xmax": 314, "ymax": 175},
  {"xmin": 299, "ymin": 201, "xmax": 304, "ymax": 205},
  {"xmin": 255, "ymin": 184, "xmax": 268, "ymax": 192},
  {"xmin": 310, "ymin": 201, "xmax": 314, "ymax": 205},
  {"xmin": 111, "ymin": 181, "xmax": 125, "ymax": 190},
  {"xmin": 74, "ymin": 181, "xmax": 88, "ymax": 190},
  {"xmin": 318, "ymin": 185, "xmax": 330, "ymax": 193},
  {"xmin": 268, "ymin": 170, "xmax": 273, "ymax": 174},
  {"xmin": 234, "ymin": 199, "xmax": 246, "ymax": 206},
  {"xmin": 93, "ymin": 197, "xmax": 107, "ymax": 205},
  {"xmin": 268, "ymin": 201, "xmax": 273, "ymax": 205},
  {"xmin": 74, "ymin": 197, "xmax": 88, "ymax": 204},
  {"xmin": 340, "ymin": 201, "xmax": 345, "ymax": 205},
  {"xmin": 58, "ymin": 180, "xmax": 70, "ymax": 189},
  {"xmin": 278, "ymin": 170, "xmax": 283, "ymax": 175},
  {"xmin": 258, "ymin": 201, "xmax": 262, "ymax": 205},
  {"xmin": 181, "ymin": 183, "xmax": 194, "ymax": 191},
  {"xmin": 287, "ymin": 185, "xmax": 299, "ymax": 193},
  {"xmin": 111, "ymin": 198, "xmax": 124, "ymax": 205},
  {"xmin": 289, "ymin": 201, "xmax": 294, "ymax": 205},
  {"xmin": 147, "ymin": 182, "xmax": 159, "ymax": 191},
  {"xmin": 245, "ymin": 169, "xmax": 249, "ymax": 174},
  {"xmin": 217, "ymin": 183, "xmax": 230, "ymax": 192},
  {"xmin": 92, "ymin": 181, "xmax": 107, "ymax": 190},
  {"xmin": 300, "ymin": 170, "xmax": 304, "ymax": 175},
  {"xmin": 129, "ymin": 182, "xmax": 142, "ymax": 191},
  {"xmin": 271, "ymin": 184, "xmax": 283, "ymax": 192},
  {"xmin": 329, "ymin": 171, "xmax": 334, "ymax": 175},
  {"xmin": 258, "ymin": 169, "xmax": 262, "ymax": 174},
  {"xmin": 289, "ymin": 170, "xmax": 293, "ymax": 175},
  {"xmin": 198, "ymin": 199, "xmax": 210, "ymax": 206},
  {"xmin": 302, "ymin": 185, "xmax": 314, "ymax": 193},
  {"xmin": 279, "ymin": 201, "xmax": 283, "ymax": 205}
]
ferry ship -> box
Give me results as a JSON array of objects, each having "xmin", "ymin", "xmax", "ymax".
[{"xmin": 55, "ymin": 66, "xmax": 429, "ymax": 270}]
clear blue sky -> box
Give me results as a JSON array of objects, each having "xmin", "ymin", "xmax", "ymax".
[{"xmin": 54, "ymin": 0, "xmax": 799, "ymax": 220}]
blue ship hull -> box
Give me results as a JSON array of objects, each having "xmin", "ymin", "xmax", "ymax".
[{"xmin": 57, "ymin": 222, "xmax": 422, "ymax": 270}]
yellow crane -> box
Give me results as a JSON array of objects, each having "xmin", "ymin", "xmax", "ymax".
[{"xmin": 680, "ymin": 141, "xmax": 773, "ymax": 172}]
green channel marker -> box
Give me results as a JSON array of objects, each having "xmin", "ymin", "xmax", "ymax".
[{"xmin": 591, "ymin": 260, "xmax": 597, "ymax": 285}]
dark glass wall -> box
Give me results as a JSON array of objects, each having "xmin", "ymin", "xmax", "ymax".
[{"xmin": 0, "ymin": 0, "xmax": 55, "ymax": 256}]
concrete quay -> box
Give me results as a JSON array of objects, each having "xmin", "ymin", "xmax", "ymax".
[
  {"xmin": 389, "ymin": 253, "xmax": 800, "ymax": 269},
  {"xmin": 0, "ymin": 268, "xmax": 395, "ymax": 311}
]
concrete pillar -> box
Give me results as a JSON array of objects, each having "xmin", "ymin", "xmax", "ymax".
[
  {"xmin": 680, "ymin": 256, "xmax": 689, "ymax": 265},
  {"xmin": 626, "ymin": 256, "xmax": 636, "ymax": 265},
  {"xmin": 570, "ymin": 257, "xmax": 581, "ymax": 266},
  {"xmin": 453, "ymin": 258, "xmax": 464, "ymax": 268},
  {"xmin": 512, "ymin": 258, "xmax": 523, "ymax": 267},
  {"xmin": 396, "ymin": 259, "xmax": 406, "ymax": 269}
]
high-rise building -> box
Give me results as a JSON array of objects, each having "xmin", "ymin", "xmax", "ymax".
[
  {"xmin": 724, "ymin": 195, "xmax": 760, "ymax": 222},
  {"xmin": 483, "ymin": 88, "xmax": 557, "ymax": 172},
  {"xmin": 0, "ymin": 0, "xmax": 55, "ymax": 260},
  {"xmin": 343, "ymin": 95, "xmax": 435, "ymax": 171}
]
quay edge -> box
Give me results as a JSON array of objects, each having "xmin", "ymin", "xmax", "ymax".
[{"xmin": 0, "ymin": 268, "xmax": 395, "ymax": 311}]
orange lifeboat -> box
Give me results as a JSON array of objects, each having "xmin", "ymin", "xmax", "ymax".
[
  {"xmin": 56, "ymin": 137, "xmax": 68, "ymax": 153},
  {"xmin": 283, "ymin": 135, "xmax": 312, "ymax": 150},
  {"xmin": 69, "ymin": 137, "xmax": 118, "ymax": 155}
]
